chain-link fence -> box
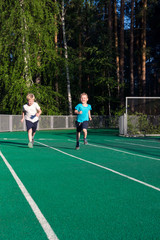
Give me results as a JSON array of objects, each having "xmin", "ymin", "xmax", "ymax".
[{"xmin": 0, "ymin": 115, "xmax": 119, "ymax": 132}]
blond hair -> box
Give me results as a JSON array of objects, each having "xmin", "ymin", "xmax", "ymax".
[
  {"xmin": 26, "ymin": 93, "xmax": 35, "ymax": 101},
  {"xmin": 80, "ymin": 92, "xmax": 88, "ymax": 98}
]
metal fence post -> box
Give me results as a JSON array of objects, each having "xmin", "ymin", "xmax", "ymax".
[
  {"xmin": 66, "ymin": 116, "xmax": 68, "ymax": 129},
  {"xmin": 9, "ymin": 115, "xmax": 13, "ymax": 132},
  {"xmin": 124, "ymin": 113, "xmax": 127, "ymax": 136},
  {"xmin": 51, "ymin": 116, "xmax": 53, "ymax": 129}
]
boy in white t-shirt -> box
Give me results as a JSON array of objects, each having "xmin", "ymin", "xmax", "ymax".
[{"xmin": 21, "ymin": 93, "xmax": 42, "ymax": 148}]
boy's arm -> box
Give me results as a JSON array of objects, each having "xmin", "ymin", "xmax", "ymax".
[
  {"xmin": 75, "ymin": 109, "xmax": 82, "ymax": 114},
  {"xmin": 36, "ymin": 108, "xmax": 42, "ymax": 117},
  {"xmin": 21, "ymin": 112, "xmax": 25, "ymax": 123},
  {"xmin": 88, "ymin": 110, "xmax": 92, "ymax": 120}
]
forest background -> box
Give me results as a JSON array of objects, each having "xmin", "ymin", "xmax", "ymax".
[{"xmin": 0, "ymin": 0, "xmax": 159, "ymax": 116}]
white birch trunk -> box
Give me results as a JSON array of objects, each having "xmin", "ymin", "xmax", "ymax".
[
  {"xmin": 62, "ymin": 0, "xmax": 73, "ymax": 115},
  {"xmin": 20, "ymin": 0, "xmax": 33, "ymax": 87}
]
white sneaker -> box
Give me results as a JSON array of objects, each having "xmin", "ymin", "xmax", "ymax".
[{"xmin": 28, "ymin": 142, "xmax": 33, "ymax": 148}]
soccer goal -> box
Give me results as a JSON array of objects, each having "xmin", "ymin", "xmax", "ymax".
[{"xmin": 119, "ymin": 97, "xmax": 160, "ymax": 136}]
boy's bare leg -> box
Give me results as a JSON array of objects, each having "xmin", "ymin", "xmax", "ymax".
[
  {"xmin": 83, "ymin": 129, "xmax": 87, "ymax": 138},
  {"xmin": 28, "ymin": 129, "xmax": 33, "ymax": 142},
  {"xmin": 76, "ymin": 131, "xmax": 80, "ymax": 142},
  {"xmin": 32, "ymin": 132, "xmax": 36, "ymax": 144},
  {"xmin": 83, "ymin": 129, "xmax": 88, "ymax": 144},
  {"xmin": 28, "ymin": 129, "xmax": 33, "ymax": 148},
  {"xmin": 76, "ymin": 131, "xmax": 80, "ymax": 149}
]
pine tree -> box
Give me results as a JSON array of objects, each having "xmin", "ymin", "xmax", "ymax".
[
  {"xmin": 120, "ymin": 0, "xmax": 125, "ymax": 106},
  {"xmin": 130, "ymin": 0, "xmax": 134, "ymax": 97}
]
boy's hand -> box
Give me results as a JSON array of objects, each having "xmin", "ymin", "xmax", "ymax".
[
  {"xmin": 21, "ymin": 118, "xmax": 24, "ymax": 123},
  {"xmin": 74, "ymin": 110, "xmax": 82, "ymax": 114},
  {"xmin": 36, "ymin": 109, "xmax": 42, "ymax": 117},
  {"xmin": 89, "ymin": 117, "xmax": 92, "ymax": 121}
]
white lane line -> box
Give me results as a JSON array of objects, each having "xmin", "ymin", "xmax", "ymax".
[
  {"xmin": 115, "ymin": 138, "xmax": 160, "ymax": 144},
  {"xmin": 68, "ymin": 139, "xmax": 160, "ymax": 162},
  {"xmin": 38, "ymin": 139, "xmax": 60, "ymax": 141},
  {"xmin": 0, "ymin": 151, "xmax": 59, "ymax": 240},
  {"xmin": 0, "ymin": 138, "xmax": 22, "ymax": 140},
  {"xmin": 0, "ymin": 138, "xmax": 58, "ymax": 141},
  {"xmin": 104, "ymin": 139, "xmax": 160, "ymax": 149},
  {"xmin": 35, "ymin": 141, "xmax": 160, "ymax": 192}
]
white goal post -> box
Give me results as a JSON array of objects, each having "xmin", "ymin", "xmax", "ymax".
[{"xmin": 125, "ymin": 96, "xmax": 160, "ymax": 116}]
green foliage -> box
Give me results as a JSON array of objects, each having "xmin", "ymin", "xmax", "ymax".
[
  {"xmin": 127, "ymin": 113, "xmax": 160, "ymax": 136},
  {"xmin": 0, "ymin": 0, "xmax": 159, "ymax": 116},
  {"xmin": 0, "ymin": 0, "xmax": 65, "ymax": 114},
  {"xmin": 29, "ymin": 84, "xmax": 65, "ymax": 115},
  {"xmin": 1, "ymin": 78, "xmax": 28, "ymax": 114}
]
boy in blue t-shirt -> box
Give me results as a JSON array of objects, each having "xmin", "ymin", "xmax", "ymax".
[{"xmin": 74, "ymin": 93, "xmax": 92, "ymax": 150}]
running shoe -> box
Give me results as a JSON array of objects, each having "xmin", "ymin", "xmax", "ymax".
[
  {"xmin": 75, "ymin": 142, "xmax": 80, "ymax": 150},
  {"xmin": 28, "ymin": 142, "xmax": 33, "ymax": 148},
  {"xmin": 84, "ymin": 139, "xmax": 88, "ymax": 145}
]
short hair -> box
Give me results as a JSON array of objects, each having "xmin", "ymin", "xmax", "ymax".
[
  {"xmin": 26, "ymin": 93, "xmax": 35, "ymax": 101},
  {"xmin": 80, "ymin": 92, "xmax": 88, "ymax": 98}
]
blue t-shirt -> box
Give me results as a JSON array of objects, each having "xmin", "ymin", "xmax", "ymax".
[{"xmin": 75, "ymin": 103, "xmax": 92, "ymax": 122}]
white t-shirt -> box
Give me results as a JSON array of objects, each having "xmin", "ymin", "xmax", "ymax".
[{"xmin": 23, "ymin": 102, "xmax": 41, "ymax": 123}]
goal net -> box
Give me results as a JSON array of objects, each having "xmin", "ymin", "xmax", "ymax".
[{"xmin": 119, "ymin": 97, "xmax": 160, "ymax": 136}]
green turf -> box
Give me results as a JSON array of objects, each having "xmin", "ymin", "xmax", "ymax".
[{"xmin": 0, "ymin": 129, "xmax": 160, "ymax": 240}]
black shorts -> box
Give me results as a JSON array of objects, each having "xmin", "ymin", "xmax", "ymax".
[
  {"xmin": 26, "ymin": 120, "xmax": 39, "ymax": 133},
  {"xmin": 76, "ymin": 121, "xmax": 89, "ymax": 132}
]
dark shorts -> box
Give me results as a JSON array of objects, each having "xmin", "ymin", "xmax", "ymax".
[
  {"xmin": 26, "ymin": 120, "xmax": 39, "ymax": 133},
  {"xmin": 76, "ymin": 121, "xmax": 89, "ymax": 132}
]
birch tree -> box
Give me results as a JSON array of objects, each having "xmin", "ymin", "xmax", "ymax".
[
  {"xmin": 0, "ymin": 0, "xmax": 60, "ymax": 114},
  {"xmin": 61, "ymin": 0, "xmax": 73, "ymax": 115},
  {"xmin": 19, "ymin": 0, "xmax": 33, "ymax": 86}
]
